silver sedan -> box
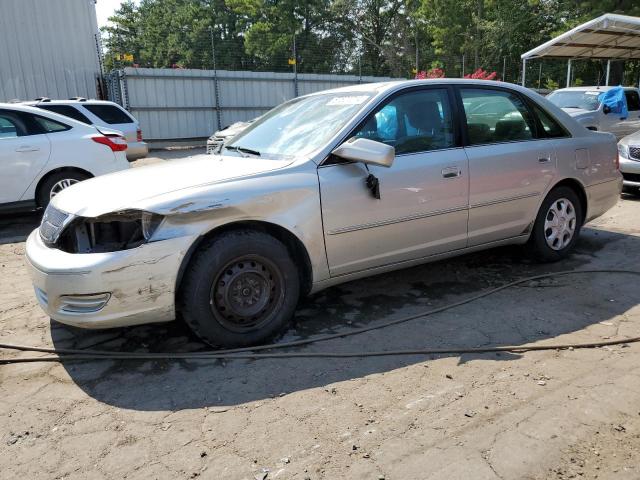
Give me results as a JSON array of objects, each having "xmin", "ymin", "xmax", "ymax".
[
  {"xmin": 618, "ymin": 129, "xmax": 640, "ymax": 193},
  {"xmin": 25, "ymin": 79, "xmax": 621, "ymax": 347}
]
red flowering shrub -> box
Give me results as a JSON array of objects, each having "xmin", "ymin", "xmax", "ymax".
[
  {"xmin": 463, "ymin": 68, "xmax": 498, "ymax": 80},
  {"xmin": 415, "ymin": 67, "xmax": 445, "ymax": 79}
]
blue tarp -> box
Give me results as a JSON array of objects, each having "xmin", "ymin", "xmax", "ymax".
[{"xmin": 598, "ymin": 86, "xmax": 628, "ymax": 120}]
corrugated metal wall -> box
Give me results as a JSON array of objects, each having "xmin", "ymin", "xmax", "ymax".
[
  {"xmin": 0, "ymin": 0, "xmax": 102, "ymax": 101},
  {"xmin": 113, "ymin": 68, "xmax": 397, "ymax": 141}
]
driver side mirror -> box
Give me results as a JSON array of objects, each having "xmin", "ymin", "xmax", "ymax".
[
  {"xmin": 331, "ymin": 137, "xmax": 395, "ymax": 168},
  {"xmin": 603, "ymin": 104, "xmax": 612, "ymax": 115}
]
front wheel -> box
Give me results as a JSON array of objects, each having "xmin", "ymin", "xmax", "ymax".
[
  {"xmin": 526, "ymin": 186, "xmax": 583, "ymax": 262},
  {"xmin": 179, "ymin": 230, "xmax": 300, "ymax": 347}
]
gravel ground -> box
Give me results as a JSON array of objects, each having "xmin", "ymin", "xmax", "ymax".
[{"xmin": 1, "ymin": 151, "xmax": 640, "ymax": 479}]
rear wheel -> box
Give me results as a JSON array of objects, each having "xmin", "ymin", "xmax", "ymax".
[
  {"xmin": 37, "ymin": 171, "xmax": 90, "ymax": 208},
  {"xmin": 526, "ymin": 186, "xmax": 583, "ymax": 262},
  {"xmin": 179, "ymin": 230, "xmax": 300, "ymax": 347}
]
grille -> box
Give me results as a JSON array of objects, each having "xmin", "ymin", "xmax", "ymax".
[
  {"xmin": 622, "ymin": 172, "xmax": 640, "ymax": 183},
  {"xmin": 630, "ymin": 146, "xmax": 640, "ymax": 161},
  {"xmin": 39, "ymin": 205, "xmax": 71, "ymax": 245}
]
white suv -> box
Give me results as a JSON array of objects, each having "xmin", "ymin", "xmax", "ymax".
[
  {"xmin": 24, "ymin": 98, "xmax": 148, "ymax": 161},
  {"xmin": 547, "ymin": 86, "xmax": 640, "ymax": 139},
  {"xmin": 0, "ymin": 103, "xmax": 129, "ymax": 211}
]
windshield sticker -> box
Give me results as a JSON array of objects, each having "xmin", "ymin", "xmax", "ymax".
[
  {"xmin": 585, "ymin": 91, "xmax": 601, "ymax": 96},
  {"xmin": 326, "ymin": 96, "xmax": 369, "ymax": 106}
]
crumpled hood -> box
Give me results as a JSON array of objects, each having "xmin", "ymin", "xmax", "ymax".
[{"xmin": 52, "ymin": 154, "xmax": 293, "ymax": 218}]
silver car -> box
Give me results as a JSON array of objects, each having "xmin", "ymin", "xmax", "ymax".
[
  {"xmin": 25, "ymin": 79, "xmax": 621, "ymax": 347},
  {"xmin": 618, "ymin": 130, "xmax": 640, "ymax": 193}
]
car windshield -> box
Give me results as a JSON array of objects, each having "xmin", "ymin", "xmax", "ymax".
[
  {"xmin": 225, "ymin": 92, "xmax": 373, "ymax": 158},
  {"xmin": 547, "ymin": 90, "xmax": 601, "ymax": 111}
]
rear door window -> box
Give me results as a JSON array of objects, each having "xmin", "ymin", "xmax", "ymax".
[
  {"xmin": 0, "ymin": 116, "xmax": 20, "ymax": 138},
  {"xmin": 530, "ymin": 103, "xmax": 570, "ymax": 138},
  {"xmin": 32, "ymin": 115, "xmax": 71, "ymax": 133},
  {"xmin": 37, "ymin": 104, "xmax": 92, "ymax": 124},
  {"xmin": 84, "ymin": 104, "xmax": 133, "ymax": 124},
  {"xmin": 461, "ymin": 88, "xmax": 536, "ymax": 145},
  {"xmin": 0, "ymin": 110, "xmax": 29, "ymax": 138}
]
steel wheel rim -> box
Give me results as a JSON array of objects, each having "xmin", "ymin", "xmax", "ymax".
[
  {"xmin": 210, "ymin": 254, "xmax": 285, "ymax": 333},
  {"xmin": 49, "ymin": 178, "xmax": 80, "ymax": 199},
  {"xmin": 544, "ymin": 197, "xmax": 577, "ymax": 251}
]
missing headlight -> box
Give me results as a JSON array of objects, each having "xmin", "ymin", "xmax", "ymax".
[{"xmin": 56, "ymin": 211, "xmax": 164, "ymax": 253}]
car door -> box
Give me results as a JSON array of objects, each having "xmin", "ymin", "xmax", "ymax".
[
  {"xmin": 0, "ymin": 109, "xmax": 51, "ymax": 204},
  {"xmin": 622, "ymin": 90, "xmax": 640, "ymax": 137},
  {"xmin": 460, "ymin": 87, "xmax": 557, "ymax": 246},
  {"xmin": 318, "ymin": 86, "xmax": 469, "ymax": 277}
]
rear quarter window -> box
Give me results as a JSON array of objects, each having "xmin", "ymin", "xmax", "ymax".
[
  {"xmin": 37, "ymin": 105, "xmax": 92, "ymax": 124},
  {"xmin": 84, "ymin": 104, "xmax": 134, "ymax": 124}
]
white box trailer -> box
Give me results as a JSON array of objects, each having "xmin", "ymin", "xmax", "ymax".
[{"xmin": 0, "ymin": 0, "xmax": 103, "ymax": 101}]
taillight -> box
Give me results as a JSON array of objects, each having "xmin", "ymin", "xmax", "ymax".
[
  {"xmin": 136, "ymin": 128, "xmax": 143, "ymax": 142},
  {"xmin": 92, "ymin": 135, "xmax": 127, "ymax": 152}
]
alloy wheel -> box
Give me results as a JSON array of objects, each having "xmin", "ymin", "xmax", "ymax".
[
  {"xmin": 49, "ymin": 178, "xmax": 80, "ymax": 199},
  {"xmin": 544, "ymin": 197, "xmax": 577, "ymax": 251}
]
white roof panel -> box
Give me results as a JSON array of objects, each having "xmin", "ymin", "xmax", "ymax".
[{"xmin": 522, "ymin": 13, "xmax": 640, "ymax": 60}]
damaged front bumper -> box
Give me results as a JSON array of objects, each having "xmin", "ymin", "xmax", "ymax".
[{"xmin": 25, "ymin": 230, "xmax": 194, "ymax": 328}]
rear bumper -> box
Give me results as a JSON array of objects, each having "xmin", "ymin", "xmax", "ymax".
[
  {"xmin": 127, "ymin": 141, "xmax": 149, "ymax": 161},
  {"xmin": 25, "ymin": 230, "xmax": 194, "ymax": 328},
  {"xmin": 585, "ymin": 177, "xmax": 622, "ymax": 223}
]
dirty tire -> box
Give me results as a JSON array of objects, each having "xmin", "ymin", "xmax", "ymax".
[
  {"xmin": 179, "ymin": 230, "xmax": 300, "ymax": 348},
  {"xmin": 37, "ymin": 170, "xmax": 90, "ymax": 208},
  {"xmin": 526, "ymin": 186, "xmax": 583, "ymax": 262}
]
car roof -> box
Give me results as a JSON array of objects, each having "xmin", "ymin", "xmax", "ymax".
[
  {"xmin": 305, "ymin": 78, "xmax": 539, "ymax": 97},
  {"xmin": 0, "ymin": 102, "xmax": 98, "ymax": 129},
  {"xmin": 21, "ymin": 99, "xmax": 122, "ymax": 106},
  {"xmin": 552, "ymin": 86, "xmax": 638, "ymax": 92}
]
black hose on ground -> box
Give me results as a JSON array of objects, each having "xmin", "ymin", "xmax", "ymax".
[{"xmin": 1, "ymin": 269, "xmax": 639, "ymax": 364}]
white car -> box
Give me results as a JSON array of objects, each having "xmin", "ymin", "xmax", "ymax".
[
  {"xmin": 23, "ymin": 98, "xmax": 148, "ymax": 161},
  {"xmin": 547, "ymin": 86, "xmax": 640, "ymax": 139},
  {"xmin": 0, "ymin": 103, "xmax": 130, "ymax": 211}
]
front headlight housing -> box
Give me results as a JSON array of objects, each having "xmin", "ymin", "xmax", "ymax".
[
  {"xmin": 141, "ymin": 211, "xmax": 164, "ymax": 241},
  {"xmin": 54, "ymin": 210, "xmax": 164, "ymax": 253},
  {"xmin": 618, "ymin": 143, "xmax": 629, "ymax": 159}
]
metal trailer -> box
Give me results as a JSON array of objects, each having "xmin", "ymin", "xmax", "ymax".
[
  {"xmin": 0, "ymin": 0, "xmax": 103, "ymax": 102},
  {"xmin": 106, "ymin": 67, "xmax": 398, "ymax": 141}
]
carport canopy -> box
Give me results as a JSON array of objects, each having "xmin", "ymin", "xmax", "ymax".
[{"xmin": 520, "ymin": 13, "xmax": 640, "ymax": 87}]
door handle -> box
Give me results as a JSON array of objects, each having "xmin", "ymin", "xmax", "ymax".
[
  {"xmin": 538, "ymin": 157, "xmax": 551, "ymax": 163},
  {"xmin": 15, "ymin": 146, "xmax": 39, "ymax": 152},
  {"xmin": 441, "ymin": 166, "xmax": 461, "ymax": 178}
]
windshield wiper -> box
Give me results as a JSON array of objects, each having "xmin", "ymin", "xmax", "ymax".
[{"xmin": 224, "ymin": 145, "xmax": 261, "ymax": 157}]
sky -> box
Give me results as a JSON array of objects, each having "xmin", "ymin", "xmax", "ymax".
[{"xmin": 95, "ymin": 0, "xmax": 139, "ymax": 28}]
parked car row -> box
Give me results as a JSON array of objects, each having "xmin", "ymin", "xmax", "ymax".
[
  {"xmin": 23, "ymin": 79, "xmax": 622, "ymax": 349},
  {"xmin": 0, "ymin": 103, "xmax": 130, "ymax": 211},
  {"xmin": 545, "ymin": 85, "xmax": 640, "ymax": 195},
  {"xmin": 0, "ymin": 99, "xmax": 148, "ymax": 212},
  {"xmin": 23, "ymin": 98, "xmax": 149, "ymax": 161}
]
